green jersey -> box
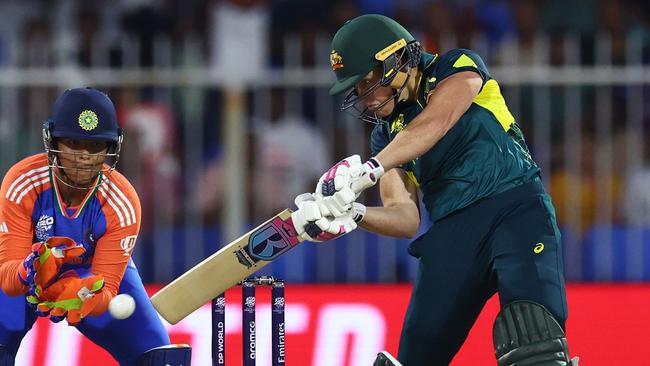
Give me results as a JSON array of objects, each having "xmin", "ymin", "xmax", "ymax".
[{"xmin": 370, "ymin": 49, "xmax": 540, "ymax": 221}]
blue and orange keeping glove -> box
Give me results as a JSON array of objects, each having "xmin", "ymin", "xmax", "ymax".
[
  {"xmin": 18, "ymin": 237, "xmax": 86, "ymax": 294},
  {"xmin": 28, "ymin": 268, "xmax": 104, "ymax": 326}
]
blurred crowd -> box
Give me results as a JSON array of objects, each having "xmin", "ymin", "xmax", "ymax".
[{"xmin": 1, "ymin": 0, "xmax": 650, "ymax": 281}]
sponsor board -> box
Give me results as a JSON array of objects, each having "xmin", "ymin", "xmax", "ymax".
[{"xmin": 13, "ymin": 284, "xmax": 650, "ymax": 366}]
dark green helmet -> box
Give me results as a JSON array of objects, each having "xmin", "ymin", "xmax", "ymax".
[{"xmin": 329, "ymin": 14, "xmax": 420, "ymax": 95}]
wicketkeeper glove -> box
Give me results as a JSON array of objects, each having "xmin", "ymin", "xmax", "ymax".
[
  {"xmin": 29, "ymin": 269, "xmax": 104, "ymax": 326},
  {"xmin": 18, "ymin": 237, "xmax": 86, "ymax": 293}
]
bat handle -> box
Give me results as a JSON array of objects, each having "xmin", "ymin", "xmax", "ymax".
[{"xmin": 351, "ymin": 173, "xmax": 377, "ymax": 195}]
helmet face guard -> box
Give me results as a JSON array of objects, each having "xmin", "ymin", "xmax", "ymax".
[
  {"xmin": 340, "ymin": 41, "xmax": 422, "ymax": 125},
  {"xmin": 43, "ymin": 124, "xmax": 123, "ymax": 190},
  {"xmin": 42, "ymin": 87, "xmax": 123, "ymax": 190}
]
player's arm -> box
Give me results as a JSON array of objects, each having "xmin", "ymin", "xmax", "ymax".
[
  {"xmin": 0, "ymin": 169, "xmax": 36, "ymax": 296},
  {"xmin": 359, "ymin": 168, "xmax": 420, "ymax": 239},
  {"xmin": 87, "ymin": 193, "xmax": 141, "ymax": 316},
  {"xmin": 375, "ymin": 71, "xmax": 482, "ymax": 171}
]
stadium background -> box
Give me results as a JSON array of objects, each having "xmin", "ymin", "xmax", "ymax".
[{"xmin": 0, "ymin": 0, "xmax": 649, "ymax": 364}]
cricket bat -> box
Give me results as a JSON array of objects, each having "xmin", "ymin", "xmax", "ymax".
[
  {"xmin": 150, "ymin": 209, "xmax": 301, "ymax": 324},
  {"xmin": 150, "ymin": 174, "xmax": 376, "ymax": 324}
]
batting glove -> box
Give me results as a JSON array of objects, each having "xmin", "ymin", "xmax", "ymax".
[{"xmin": 291, "ymin": 193, "xmax": 365, "ymax": 242}]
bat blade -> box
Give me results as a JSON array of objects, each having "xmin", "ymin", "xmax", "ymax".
[{"xmin": 150, "ymin": 209, "xmax": 301, "ymax": 324}]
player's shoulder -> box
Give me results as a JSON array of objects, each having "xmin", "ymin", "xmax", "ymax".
[
  {"xmin": 437, "ymin": 48, "xmax": 484, "ymax": 63},
  {"xmin": 97, "ymin": 170, "xmax": 141, "ymax": 228},
  {"xmin": 1, "ymin": 153, "xmax": 50, "ymax": 205},
  {"xmin": 435, "ymin": 48, "xmax": 487, "ymax": 71},
  {"xmin": 431, "ymin": 48, "xmax": 490, "ymax": 85}
]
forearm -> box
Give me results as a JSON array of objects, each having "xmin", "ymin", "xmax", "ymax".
[
  {"xmin": 375, "ymin": 72, "xmax": 482, "ymax": 171},
  {"xmin": 360, "ymin": 204, "xmax": 420, "ymax": 239},
  {"xmin": 375, "ymin": 111, "xmax": 449, "ymax": 171},
  {"xmin": 0, "ymin": 260, "xmax": 28, "ymax": 296}
]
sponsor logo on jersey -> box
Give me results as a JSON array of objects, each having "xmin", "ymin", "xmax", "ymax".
[
  {"xmin": 534, "ymin": 242, "xmax": 545, "ymax": 254},
  {"xmin": 35, "ymin": 215, "xmax": 54, "ymax": 241},
  {"xmin": 120, "ymin": 235, "xmax": 137, "ymax": 256},
  {"xmin": 0, "ymin": 222, "xmax": 7, "ymax": 233}
]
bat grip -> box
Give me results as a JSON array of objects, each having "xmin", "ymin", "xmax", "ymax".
[{"xmin": 351, "ymin": 173, "xmax": 377, "ymax": 194}]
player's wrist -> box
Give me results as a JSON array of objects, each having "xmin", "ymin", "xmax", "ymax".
[
  {"xmin": 352, "ymin": 202, "xmax": 366, "ymax": 223},
  {"xmin": 364, "ymin": 157, "xmax": 385, "ymax": 181}
]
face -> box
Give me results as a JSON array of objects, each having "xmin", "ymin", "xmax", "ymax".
[
  {"xmin": 55, "ymin": 138, "xmax": 109, "ymax": 187},
  {"xmin": 354, "ymin": 67, "xmax": 396, "ymax": 118}
]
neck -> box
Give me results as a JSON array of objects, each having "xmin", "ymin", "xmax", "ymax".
[{"xmin": 54, "ymin": 171, "xmax": 93, "ymax": 207}]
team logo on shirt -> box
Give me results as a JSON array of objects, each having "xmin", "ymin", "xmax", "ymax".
[
  {"xmin": 35, "ymin": 215, "xmax": 54, "ymax": 241},
  {"xmin": 120, "ymin": 235, "xmax": 138, "ymax": 256},
  {"xmin": 390, "ymin": 114, "xmax": 405, "ymax": 134},
  {"xmin": 78, "ymin": 110, "xmax": 99, "ymax": 131},
  {"xmin": 424, "ymin": 76, "xmax": 437, "ymax": 94}
]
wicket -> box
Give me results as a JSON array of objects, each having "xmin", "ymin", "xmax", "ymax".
[{"xmin": 211, "ymin": 276, "xmax": 286, "ymax": 366}]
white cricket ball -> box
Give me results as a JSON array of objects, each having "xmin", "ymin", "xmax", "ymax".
[{"xmin": 108, "ymin": 294, "xmax": 136, "ymax": 320}]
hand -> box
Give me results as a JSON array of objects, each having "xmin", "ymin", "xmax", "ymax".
[
  {"xmin": 18, "ymin": 237, "xmax": 86, "ymax": 291},
  {"xmin": 315, "ymin": 156, "xmax": 384, "ymax": 217},
  {"xmin": 291, "ymin": 193, "xmax": 365, "ymax": 243},
  {"xmin": 316, "ymin": 155, "xmax": 363, "ymax": 197},
  {"xmin": 29, "ymin": 269, "xmax": 104, "ymax": 326}
]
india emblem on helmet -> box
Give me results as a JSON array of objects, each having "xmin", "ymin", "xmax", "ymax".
[{"xmin": 78, "ymin": 110, "xmax": 99, "ymax": 131}]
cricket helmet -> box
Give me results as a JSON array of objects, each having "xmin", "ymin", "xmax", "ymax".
[
  {"xmin": 43, "ymin": 87, "xmax": 122, "ymax": 143},
  {"xmin": 43, "ymin": 87, "xmax": 123, "ymax": 181},
  {"xmin": 329, "ymin": 14, "xmax": 421, "ymax": 96},
  {"xmin": 329, "ymin": 14, "xmax": 422, "ymax": 124}
]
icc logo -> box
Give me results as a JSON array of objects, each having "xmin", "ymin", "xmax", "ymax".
[
  {"xmin": 35, "ymin": 215, "xmax": 54, "ymax": 241},
  {"xmin": 274, "ymin": 297, "xmax": 285, "ymax": 309}
]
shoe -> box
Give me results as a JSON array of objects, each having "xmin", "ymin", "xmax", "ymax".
[{"xmin": 373, "ymin": 351, "xmax": 402, "ymax": 366}]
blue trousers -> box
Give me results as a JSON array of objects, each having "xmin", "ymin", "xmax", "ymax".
[
  {"xmin": 0, "ymin": 262, "xmax": 170, "ymax": 365},
  {"xmin": 398, "ymin": 180, "xmax": 568, "ymax": 365}
]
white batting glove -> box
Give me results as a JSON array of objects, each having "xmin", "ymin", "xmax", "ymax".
[
  {"xmin": 291, "ymin": 193, "xmax": 323, "ymax": 242},
  {"xmin": 301, "ymin": 210, "xmax": 358, "ymax": 243},
  {"xmin": 316, "ymin": 155, "xmax": 363, "ymax": 197},
  {"xmin": 291, "ymin": 194, "xmax": 366, "ymax": 243},
  {"xmin": 314, "ymin": 156, "xmax": 384, "ymax": 218}
]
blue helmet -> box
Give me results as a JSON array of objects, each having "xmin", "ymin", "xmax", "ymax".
[
  {"xmin": 43, "ymin": 87, "xmax": 122, "ymax": 142},
  {"xmin": 43, "ymin": 87, "xmax": 123, "ymax": 172}
]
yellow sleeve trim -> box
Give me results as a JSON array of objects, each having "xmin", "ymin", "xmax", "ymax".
[
  {"xmin": 473, "ymin": 79, "xmax": 515, "ymax": 131},
  {"xmin": 405, "ymin": 170, "xmax": 420, "ymax": 188},
  {"xmin": 453, "ymin": 54, "xmax": 478, "ymax": 69}
]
